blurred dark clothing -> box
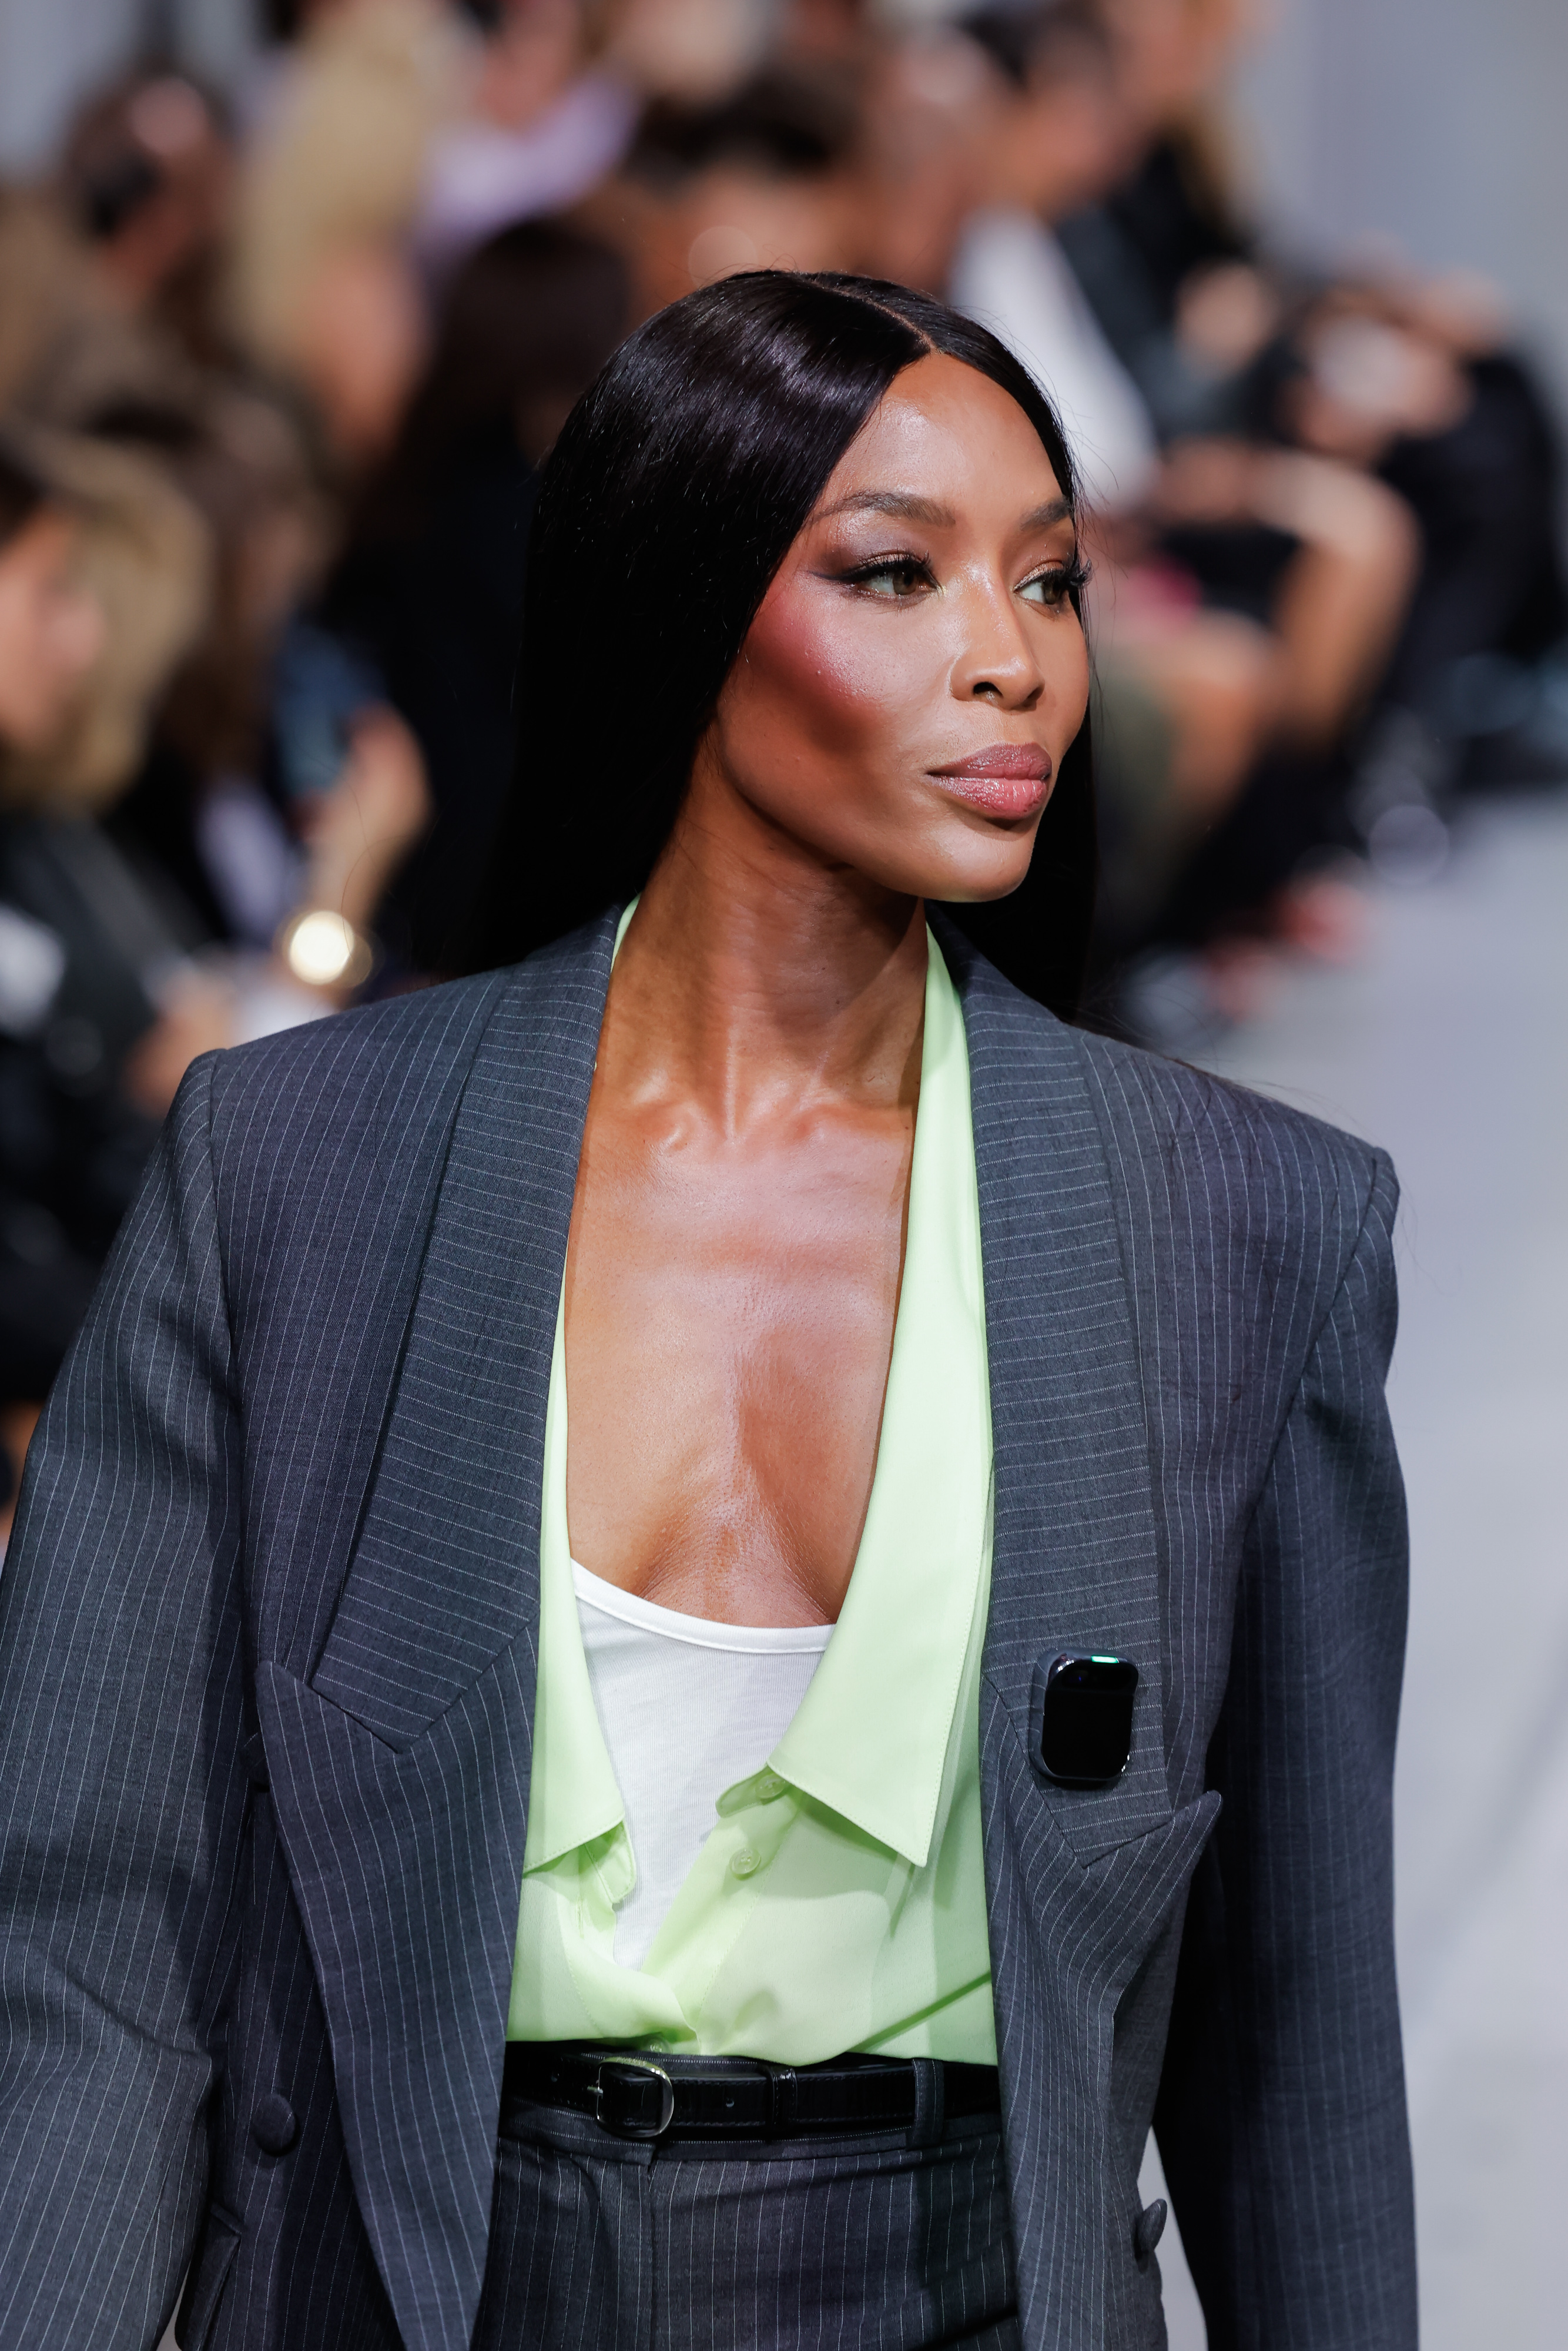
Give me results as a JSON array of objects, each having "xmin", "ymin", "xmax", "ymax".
[
  {"xmin": 315, "ymin": 219, "xmax": 626, "ymax": 973},
  {"xmin": 1158, "ymin": 519, "xmax": 1299, "ymax": 627},
  {"xmin": 1148, "ymin": 747, "xmax": 1352, "ymax": 951},
  {"xmin": 108, "ymin": 742, "xmax": 239, "ymax": 947},
  {"xmin": 109, "ymin": 739, "xmax": 303, "ymax": 953},
  {"xmin": 1379, "ymin": 353, "xmax": 1568, "ymax": 711},
  {"xmin": 1101, "ymin": 135, "xmax": 1249, "ymax": 320},
  {"xmin": 1064, "ymin": 135, "xmax": 1568, "ymax": 866},
  {"xmin": 0, "ymin": 816, "xmax": 164, "ymax": 1401},
  {"xmin": 1058, "ymin": 137, "xmax": 1254, "ymax": 441},
  {"xmin": 323, "ymin": 426, "xmax": 538, "ymax": 973}
]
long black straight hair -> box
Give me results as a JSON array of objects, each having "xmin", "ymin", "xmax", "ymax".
[{"xmin": 467, "ymin": 270, "xmax": 1095, "ymax": 1016}]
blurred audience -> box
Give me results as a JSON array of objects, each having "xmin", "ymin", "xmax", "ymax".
[
  {"xmin": 951, "ymin": 4, "xmax": 1158, "ymax": 513},
  {"xmin": 947, "ymin": 1, "xmax": 1417, "ymax": 962},
  {"xmin": 59, "ymin": 71, "xmax": 237, "ymax": 377},
  {"xmin": 0, "ymin": 0, "xmax": 1565, "ymax": 1489},
  {"xmin": 0, "ymin": 438, "xmax": 153, "ymax": 1513},
  {"xmin": 1054, "ymin": 0, "xmax": 1568, "ymax": 898},
  {"xmin": 321, "ymin": 215, "xmax": 628, "ymax": 968},
  {"xmin": 612, "ymin": 66, "xmax": 859, "ymax": 312}
]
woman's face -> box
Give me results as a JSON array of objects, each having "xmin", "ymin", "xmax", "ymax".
[
  {"xmin": 0, "ymin": 509, "xmax": 105, "ymax": 753},
  {"xmin": 689, "ymin": 350, "xmax": 1090, "ymax": 906}
]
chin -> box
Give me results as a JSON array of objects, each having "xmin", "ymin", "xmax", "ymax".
[{"xmin": 905, "ymin": 835, "xmax": 1040, "ymax": 907}]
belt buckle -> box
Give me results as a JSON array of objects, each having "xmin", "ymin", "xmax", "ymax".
[{"xmin": 595, "ymin": 2055, "xmax": 676, "ymax": 2141}]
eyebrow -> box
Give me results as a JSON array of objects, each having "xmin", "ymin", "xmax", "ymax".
[
  {"xmin": 814, "ymin": 489, "xmax": 1075, "ymax": 532},
  {"xmin": 816, "ymin": 490, "xmax": 956, "ymax": 526}
]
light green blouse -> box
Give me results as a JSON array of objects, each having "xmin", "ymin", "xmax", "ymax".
[{"xmin": 508, "ymin": 926, "xmax": 996, "ymax": 2064}]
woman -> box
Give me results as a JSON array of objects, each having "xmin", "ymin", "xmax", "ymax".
[
  {"xmin": 0, "ymin": 275, "xmax": 1415, "ymax": 2351},
  {"xmin": 0, "ymin": 438, "xmax": 126, "ymax": 1503}
]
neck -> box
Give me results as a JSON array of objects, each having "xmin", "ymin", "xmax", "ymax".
[{"xmin": 597, "ymin": 781, "xmax": 929, "ymax": 1134}]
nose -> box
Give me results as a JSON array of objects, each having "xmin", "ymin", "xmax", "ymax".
[{"xmin": 949, "ymin": 580, "xmax": 1046, "ymax": 711}]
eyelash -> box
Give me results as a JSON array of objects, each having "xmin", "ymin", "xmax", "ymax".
[{"xmin": 841, "ymin": 551, "xmax": 1091, "ymax": 605}]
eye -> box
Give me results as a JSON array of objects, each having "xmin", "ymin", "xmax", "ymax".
[
  {"xmin": 1018, "ymin": 556, "xmax": 1090, "ymax": 610},
  {"xmin": 842, "ymin": 554, "xmax": 936, "ymax": 600}
]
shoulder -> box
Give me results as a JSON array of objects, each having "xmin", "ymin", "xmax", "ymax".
[
  {"xmin": 1073, "ymin": 1026, "xmax": 1398, "ymax": 1362},
  {"xmin": 203, "ymin": 970, "xmax": 510, "ymax": 1171},
  {"xmin": 179, "ymin": 975, "xmax": 510, "ymax": 1308},
  {"xmin": 1067, "ymin": 1023, "xmax": 1399, "ymax": 1386},
  {"xmin": 944, "ymin": 925, "xmax": 1395, "ymax": 1318},
  {"xmin": 187, "ymin": 917, "xmax": 617, "ymax": 1298},
  {"xmin": 1074, "ymin": 1022, "xmax": 1392, "ymax": 1233}
]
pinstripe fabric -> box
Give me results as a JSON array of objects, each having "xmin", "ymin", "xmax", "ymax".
[
  {"xmin": 474, "ymin": 2109, "xmax": 1017, "ymax": 2351},
  {"xmin": 0, "ymin": 910, "xmax": 1415, "ymax": 2351}
]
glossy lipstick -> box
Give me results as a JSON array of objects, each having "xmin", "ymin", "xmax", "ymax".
[{"xmin": 927, "ymin": 742, "xmax": 1053, "ymax": 817}]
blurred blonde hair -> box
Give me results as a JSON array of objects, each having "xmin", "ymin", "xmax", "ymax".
[
  {"xmin": 1, "ymin": 428, "xmax": 210, "ymax": 817},
  {"xmin": 230, "ymin": 0, "xmax": 465, "ymax": 370}
]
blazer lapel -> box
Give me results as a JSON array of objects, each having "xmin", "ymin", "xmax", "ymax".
[
  {"xmin": 259, "ymin": 912, "xmax": 618, "ymax": 2351},
  {"xmin": 941, "ymin": 919, "xmax": 1169, "ymax": 1855},
  {"xmin": 939, "ymin": 920, "xmax": 1215, "ymax": 2351}
]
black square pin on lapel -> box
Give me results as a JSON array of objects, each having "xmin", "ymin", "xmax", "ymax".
[{"xmin": 1038, "ymin": 1653, "xmax": 1139, "ymax": 1788}]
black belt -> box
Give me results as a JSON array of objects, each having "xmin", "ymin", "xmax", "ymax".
[{"xmin": 504, "ymin": 2042, "xmax": 1000, "ymax": 2145}]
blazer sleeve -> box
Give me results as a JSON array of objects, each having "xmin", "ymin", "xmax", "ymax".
[
  {"xmin": 1153, "ymin": 1147, "xmax": 1419, "ymax": 2350},
  {"xmin": 0, "ymin": 1054, "xmax": 246, "ymax": 2351}
]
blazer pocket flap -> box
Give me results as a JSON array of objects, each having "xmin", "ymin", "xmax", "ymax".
[{"xmin": 1060, "ymin": 1790, "xmax": 1222, "ymax": 1991}]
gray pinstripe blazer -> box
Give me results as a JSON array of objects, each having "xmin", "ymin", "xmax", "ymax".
[{"xmin": 0, "ymin": 910, "xmax": 1416, "ymax": 2351}]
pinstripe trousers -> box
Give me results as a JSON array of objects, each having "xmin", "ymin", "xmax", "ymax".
[{"xmin": 473, "ymin": 2105, "xmax": 1020, "ymax": 2351}]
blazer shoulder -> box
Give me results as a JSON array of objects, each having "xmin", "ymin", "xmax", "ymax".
[
  {"xmin": 1072, "ymin": 1025, "xmax": 1392, "ymax": 1176},
  {"xmin": 1069, "ymin": 1022, "xmax": 1397, "ymax": 1298},
  {"xmin": 205, "ymin": 970, "xmax": 507, "ymax": 1160},
  {"xmin": 942, "ymin": 919, "xmax": 1394, "ymax": 1251},
  {"xmin": 186, "ymin": 976, "xmax": 513, "ymax": 1304}
]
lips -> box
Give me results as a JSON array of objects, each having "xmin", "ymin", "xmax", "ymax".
[{"xmin": 927, "ymin": 742, "xmax": 1053, "ymax": 818}]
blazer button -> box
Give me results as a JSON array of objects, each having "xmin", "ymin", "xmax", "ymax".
[
  {"xmin": 1133, "ymin": 2198, "xmax": 1168, "ymax": 2260},
  {"xmin": 250, "ymin": 2094, "xmax": 299, "ymax": 2156}
]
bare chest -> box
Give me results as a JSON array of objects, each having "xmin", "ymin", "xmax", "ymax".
[{"xmin": 562, "ymin": 1097, "xmax": 914, "ymax": 1625}]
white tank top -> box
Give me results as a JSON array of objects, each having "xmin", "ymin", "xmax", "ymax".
[{"xmin": 571, "ymin": 1562, "xmax": 832, "ymax": 1971}]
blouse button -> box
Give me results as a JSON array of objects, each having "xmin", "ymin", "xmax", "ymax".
[
  {"xmin": 755, "ymin": 1772, "xmax": 786, "ymax": 1802},
  {"xmin": 729, "ymin": 1848, "xmax": 762, "ymax": 1879}
]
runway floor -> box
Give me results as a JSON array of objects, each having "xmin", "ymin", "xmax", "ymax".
[{"xmin": 1144, "ymin": 791, "xmax": 1568, "ymax": 2348}]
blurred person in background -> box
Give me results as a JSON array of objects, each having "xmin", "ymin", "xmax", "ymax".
[
  {"xmin": 609, "ymin": 66, "xmax": 860, "ymax": 316},
  {"xmin": 0, "ymin": 440, "xmax": 138, "ymax": 1535},
  {"xmin": 1281, "ymin": 272, "xmax": 1568, "ymax": 816},
  {"xmin": 58, "ymin": 71, "xmax": 239, "ymax": 381},
  {"xmin": 231, "ymin": 0, "xmax": 461, "ymax": 471},
  {"xmin": 852, "ymin": 29, "xmax": 991, "ymax": 300},
  {"xmin": 949, "ymin": 2, "xmax": 1159, "ymax": 515},
  {"xmin": 0, "ymin": 418, "xmax": 400, "ymax": 1534},
  {"xmin": 946, "ymin": 1, "xmax": 1416, "ymax": 980},
  {"xmin": 0, "ymin": 76, "xmax": 231, "ymax": 442},
  {"xmin": 1055, "ymin": 0, "xmax": 1257, "ymax": 447},
  {"xmin": 320, "ymin": 216, "xmax": 628, "ymax": 970},
  {"xmin": 88, "ymin": 384, "xmax": 433, "ymax": 1070},
  {"xmin": 234, "ymin": 0, "xmax": 635, "ymax": 471},
  {"xmin": 1061, "ymin": 0, "xmax": 1568, "ymax": 865},
  {"xmin": 415, "ymin": 0, "xmax": 639, "ymax": 278},
  {"xmin": 0, "ymin": 46, "xmax": 435, "ymax": 1482}
]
